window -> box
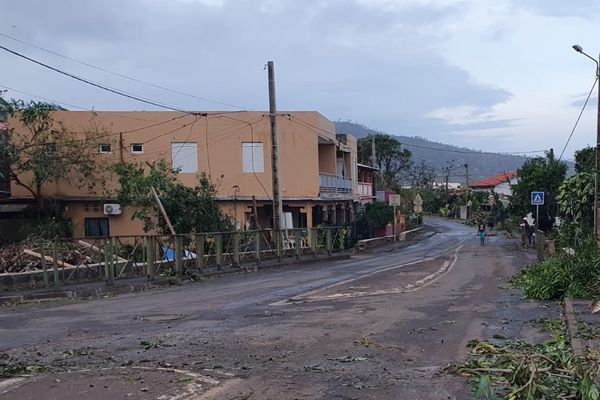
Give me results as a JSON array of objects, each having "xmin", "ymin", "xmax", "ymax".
[
  {"xmin": 84, "ymin": 218, "xmax": 110, "ymax": 237},
  {"xmin": 131, "ymin": 143, "xmax": 144, "ymax": 154},
  {"xmin": 99, "ymin": 144, "xmax": 111, "ymax": 154},
  {"xmin": 242, "ymin": 142, "xmax": 264, "ymax": 173},
  {"xmin": 171, "ymin": 143, "xmax": 198, "ymax": 173},
  {"xmin": 83, "ymin": 203, "xmax": 101, "ymax": 213}
]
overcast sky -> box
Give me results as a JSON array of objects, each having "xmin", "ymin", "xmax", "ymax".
[{"xmin": 2, "ymin": 0, "xmax": 600, "ymax": 159}]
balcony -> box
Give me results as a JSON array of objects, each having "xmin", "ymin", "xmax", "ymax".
[
  {"xmin": 357, "ymin": 182, "xmax": 373, "ymax": 198},
  {"xmin": 319, "ymin": 173, "xmax": 352, "ymax": 199}
]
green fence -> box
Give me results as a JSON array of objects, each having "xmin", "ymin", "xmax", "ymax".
[{"xmin": 14, "ymin": 226, "xmax": 353, "ymax": 288}]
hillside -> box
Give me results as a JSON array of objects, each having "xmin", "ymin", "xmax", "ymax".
[{"xmin": 335, "ymin": 121, "xmax": 565, "ymax": 183}]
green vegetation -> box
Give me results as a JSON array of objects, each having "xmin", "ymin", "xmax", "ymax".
[
  {"xmin": 509, "ymin": 151, "xmax": 567, "ymax": 232},
  {"xmin": 513, "ymin": 145, "xmax": 599, "ymax": 301},
  {"xmin": 557, "ymin": 172, "xmax": 594, "ymax": 231},
  {"xmin": 113, "ymin": 160, "xmax": 232, "ymax": 234},
  {"xmin": 448, "ymin": 321, "xmax": 600, "ymax": 399},
  {"xmin": 360, "ymin": 202, "xmax": 393, "ymax": 227},
  {"xmin": 357, "ymin": 133, "xmax": 412, "ymax": 189},
  {"xmin": 512, "ymin": 235, "xmax": 600, "ymax": 300},
  {"xmin": 0, "ymin": 99, "xmax": 107, "ymax": 215}
]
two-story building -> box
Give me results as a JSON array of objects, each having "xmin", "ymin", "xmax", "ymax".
[{"xmin": 2, "ymin": 111, "xmax": 358, "ymax": 238}]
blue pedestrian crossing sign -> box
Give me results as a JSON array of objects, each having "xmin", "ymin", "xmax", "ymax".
[{"xmin": 531, "ymin": 191, "xmax": 544, "ymax": 206}]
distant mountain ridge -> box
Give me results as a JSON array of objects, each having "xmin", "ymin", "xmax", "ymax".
[{"xmin": 335, "ymin": 121, "xmax": 567, "ymax": 182}]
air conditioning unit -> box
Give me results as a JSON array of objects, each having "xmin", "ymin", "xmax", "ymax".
[{"xmin": 103, "ymin": 203, "xmax": 122, "ymax": 216}]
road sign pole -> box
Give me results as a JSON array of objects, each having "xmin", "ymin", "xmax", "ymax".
[
  {"xmin": 536, "ymin": 205, "xmax": 539, "ymax": 232},
  {"xmin": 393, "ymin": 204, "xmax": 397, "ymax": 242}
]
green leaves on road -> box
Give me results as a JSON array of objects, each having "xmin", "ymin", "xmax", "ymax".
[{"xmin": 447, "ymin": 321, "xmax": 600, "ymax": 400}]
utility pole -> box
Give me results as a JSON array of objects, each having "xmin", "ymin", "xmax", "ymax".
[
  {"xmin": 119, "ymin": 132, "xmax": 124, "ymax": 163},
  {"xmin": 571, "ymin": 45, "xmax": 600, "ymax": 236},
  {"xmin": 268, "ymin": 61, "xmax": 283, "ymax": 230},
  {"xmin": 597, "ymin": 55, "xmax": 600, "ymax": 236},
  {"xmin": 464, "ymin": 163, "xmax": 470, "ymax": 196}
]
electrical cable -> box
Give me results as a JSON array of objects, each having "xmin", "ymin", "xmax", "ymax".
[
  {"xmin": 0, "ymin": 32, "xmax": 252, "ymax": 111},
  {"xmin": 0, "ymin": 83, "xmax": 90, "ymax": 110},
  {"xmin": 250, "ymin": 121, "xmax": 271, "ymax": 200},
  {"xmin": 0, "ymin": 44, "xmax": 194, "ymax": 113},
  {"xmin": 558, "ymin": 76, "xmax": 598, "ymax": 161}
]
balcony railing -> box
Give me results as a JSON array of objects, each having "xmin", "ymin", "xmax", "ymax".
[
  {"xmin": 319, "ymin": 173, "xmax": 352, "ymax": 196},
  {"xmin": 357, "ymin": 182, "xmax": 373, "ymax": 197}
]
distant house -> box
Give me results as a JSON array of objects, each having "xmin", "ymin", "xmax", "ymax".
[
  {"xmin": 468, "ymin": 171, "xmax": 518, "ymax": 197},
  {"xmin": 357, "ymin": 163, "xmax": 378, "ymax": 205}
]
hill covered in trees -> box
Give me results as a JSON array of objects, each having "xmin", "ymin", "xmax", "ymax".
[{"xmin": 335, "ymin": 121, "xmax": 569, "ymax": 182}]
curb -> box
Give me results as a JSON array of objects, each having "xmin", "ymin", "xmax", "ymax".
[
  {"xmin": 564, "ymin": 297, "xmax": 585, "ymax": 356},
  {"xmin": 0, "ymin": 254, "xmax": 352, "ymax": 305}
]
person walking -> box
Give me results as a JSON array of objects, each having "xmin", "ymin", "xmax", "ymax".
[
  {"xmin": 477, "ymin": 223, "xmax": 486, "ymax": 245},
  {"xmin": 520, "ymin": 218, "xmax": 530, "ymax": 248}
]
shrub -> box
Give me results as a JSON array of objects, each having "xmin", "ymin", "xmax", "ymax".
[{"xmin": 513, "ymin": 236, "xmax": 600, "ymax": 300}]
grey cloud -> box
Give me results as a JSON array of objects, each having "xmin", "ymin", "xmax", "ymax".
[{"xmin": 2, "ymin": 0, "xmax": 512, "ymax": 146}]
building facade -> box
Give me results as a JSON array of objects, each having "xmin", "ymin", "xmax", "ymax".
[{"xmin": 2, "ymin": 111, "xmax": 358, "ymax": 238}]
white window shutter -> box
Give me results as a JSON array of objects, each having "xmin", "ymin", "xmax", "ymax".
[
  {"xmin": 242, "ymin": 143, "xmax": 264, "ymax": 173},
  {"xmin": 171, "ymin": 143, "xmax": 198, "ymax": 173}
]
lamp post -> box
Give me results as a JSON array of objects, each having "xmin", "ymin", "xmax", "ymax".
[{"xmin": 572, "ymin": 44, "xmax": 600, "ymax": 236}]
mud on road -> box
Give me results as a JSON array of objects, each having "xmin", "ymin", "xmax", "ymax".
[{"xmin": 0, "ymin": 219, "xmax": 560, "ymax": 399}]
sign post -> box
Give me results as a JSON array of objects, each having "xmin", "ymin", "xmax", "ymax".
[
  {"xmin": 389, "ymin": 194, "xmax": 401, "ymax": 242},
  {"xmin": 530, "ymin": 191, "xmax": 545, "ymax": 231}
]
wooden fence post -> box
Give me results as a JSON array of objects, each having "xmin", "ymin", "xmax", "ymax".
[
  {"xmin": 175, "ymin": 235, "xmax": 183, "ymax": 280},
  {"xmin": 232, "ymin": 232, "xmax": 240, "ymax": 267},
  {"xmin": 215, "ymin": 234, "xmax": 223, "ymax": 269},
  {"xmin": 52, "ymin": 242, "xmax": 60, "ymax": 289},
  {"xmin": 196, "ymin": 234, "xmax": 205, "ymax": 273},
  {"xmin": 255, "ymin": 231, "xmax": 261, "ymax": 265},
  {"xmin": 40, "ymin": 241, "xmax": 49, "ymax": 289},
  {"xmin": 146, "ymin": 236, "xmax": 155, "ymax": 281}
]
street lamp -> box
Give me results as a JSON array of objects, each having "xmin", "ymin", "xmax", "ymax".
[{"xmin": 572, "ymin": 44, "xmax": 600, "ymax": 236}]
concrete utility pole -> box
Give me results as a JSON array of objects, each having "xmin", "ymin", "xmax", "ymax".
[
  {"xmin": 268, "ymin": 61, "xmax": 283, "ymax": 230},
  {"xmin": 464, "ymin": 163, "xmax": 470, "ymax": 197},
  {"xmin": 572, "ymin": 45, "xmax": 600, "ymax": 236}
]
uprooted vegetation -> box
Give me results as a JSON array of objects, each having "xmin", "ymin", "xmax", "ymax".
[
  {"xmin": 447, "ymin": 320, "xmax": 600, "ymax": 399},
  {"xmin": 511, "ymin": 235, "xmax": 600, "ymax": 300}
]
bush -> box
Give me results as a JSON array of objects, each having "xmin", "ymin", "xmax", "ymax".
[{"xmin": 513, "ymin": 236, "xmax": 600, "ymax": 300}]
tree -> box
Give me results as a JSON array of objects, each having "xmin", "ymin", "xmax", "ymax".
[
  {"xmin": 408, "ymin": 160, "xmax": 436, "ymax": 188},
  {"xmin": 574, "ymin": 146, "xmax": 595, "ymax": 174},
  {"xmin": 556, "ymin": 172, "xmax": 594, "ymax": 230},
  {"xmin": 113, "ymin": 160, "xmax": 232, "ymax": 234},
  {"xmin": 357, "ymin": 134, "xmax": 412, "ymax": 189},
  {"xmin": 509, "ymin": 152, "xmax": 567, "ymax": 231},
  {"xmin": 0, "ymin": 99, "xmax": 106, "ymax": 215}
]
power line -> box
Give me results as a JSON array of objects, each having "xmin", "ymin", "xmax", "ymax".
[
  {"xmin": 250, "ymin": 122, "xmax": 271, "ymax": 200},
  {"xmin": 0, "ymin": 44, "xmax": 195, "ymax": 113},
  {"xmin": 288, "ymin": 115, "xmax": 547, "ymax": 156},
  {"xmin": 0, "ymin": 32, "xmax": 252, "ymax": 111},
  {"xmin": 558, "ymin": 76, "xmax": 598, "ymax": 161},
  {"xmin": 0, "ymin": 83, "xmax": 91, "ymax": 110}
]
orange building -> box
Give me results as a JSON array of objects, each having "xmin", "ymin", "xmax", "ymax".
[{"xmin": 1, "ymin": 111, "xmax": 359, "ymax": 238}]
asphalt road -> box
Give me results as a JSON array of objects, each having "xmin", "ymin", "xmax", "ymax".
[{"xmin": 0, "ymin": 217, "xmax": 559, "ymax": 399}]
